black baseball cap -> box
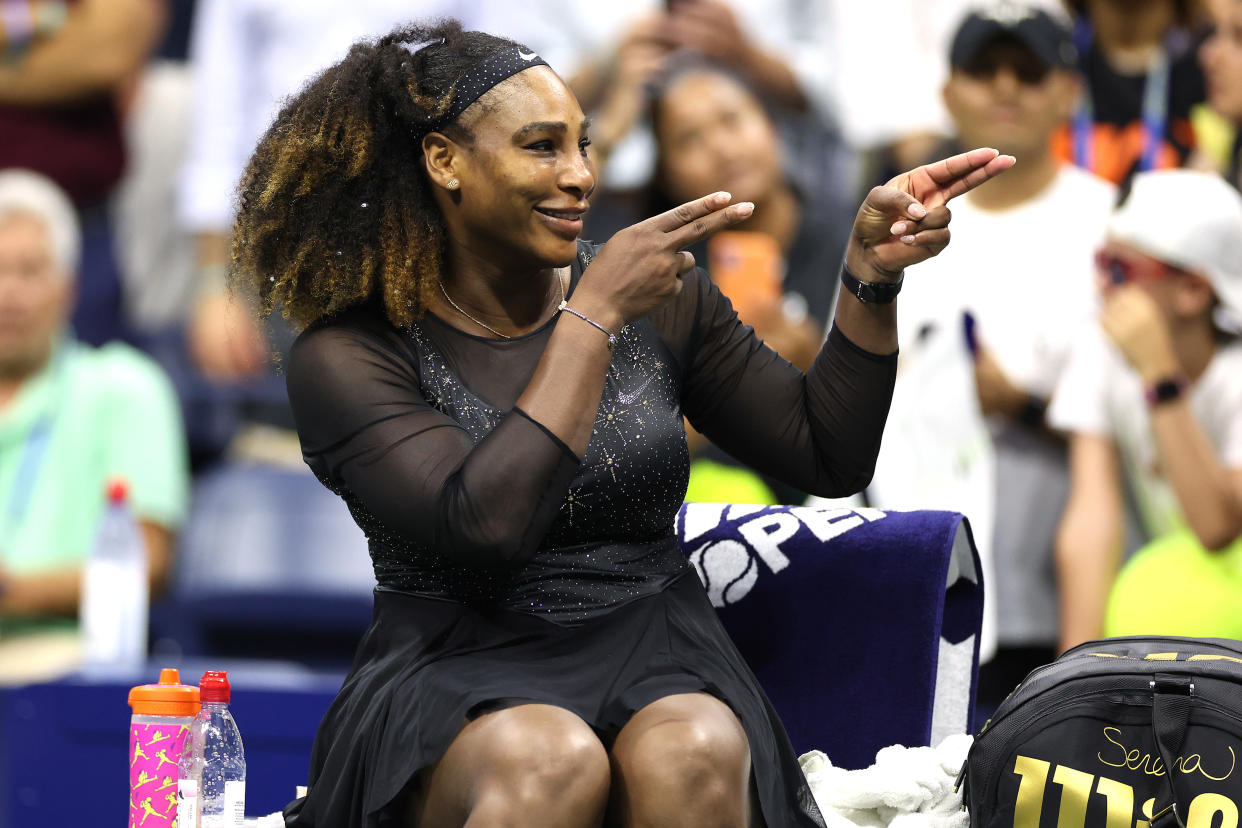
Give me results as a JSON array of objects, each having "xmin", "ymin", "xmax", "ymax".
[{"xmin": 949, "ymin": 4, "xmax": 1077, "ymax": 72}]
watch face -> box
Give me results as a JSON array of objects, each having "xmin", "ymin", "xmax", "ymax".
[{"xmin": 1146, "ymin": 378, "xmax": 1186, "ymax": 405}]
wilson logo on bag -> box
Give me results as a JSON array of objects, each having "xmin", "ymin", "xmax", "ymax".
[{"xmin": 960, "ymin": 637, "xmax": 1242, "ymax": 828}]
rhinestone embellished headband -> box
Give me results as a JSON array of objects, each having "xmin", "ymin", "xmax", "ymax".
[{"xmin": 433, "ymin": 46, "xmax": 550, "ymax": 129}]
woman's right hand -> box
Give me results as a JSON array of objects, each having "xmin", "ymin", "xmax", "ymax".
[{"xmin": 571, "ymin": 192, "xmax": 753, "ymax": 330}]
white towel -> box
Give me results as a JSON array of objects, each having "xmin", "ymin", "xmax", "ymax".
[
  {"xmin": 246, "ymin": 815, "xmax": 286, "ymax": 827},
  {"xmin": 799, "ymin": 734, "xmax": 973, "ymax": 828}
]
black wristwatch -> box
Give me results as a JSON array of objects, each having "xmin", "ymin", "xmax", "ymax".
[
  {"xmin": 1145, "ymin": 376, "xmax": 1186, "ymax": 407},
  {"xmin": 840, "ymin": 263, "xmax": 903, "ymax": 304}
]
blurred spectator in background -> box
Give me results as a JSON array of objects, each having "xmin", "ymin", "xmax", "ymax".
[
  {"xmin": 492, "ymin": 0, "xmax": 853, "ymax": 211},
  {"xmin": 0, "ymin": 0, "xmax": 166, "ymax": 346},
  {"xmin": 933, "ymin": 5, "xmax": 1114, "ymax": 707},
  {"xmin": 826, "ymin": 0, "xmax": 1074, "ymax": 190},
  {"xmin": 647, "ymin": 60, "xmax": 845, "ymax": 344},
  {"xmin": 1051, "ymin": 170, "xmax": 1242, "ymax": 648},
  {"xmin": 588, "ymin": 57, "xmax": 842, "ymax": 345},
  {"xmin": 141, "ymin": 2, "xmax": 459, "ymax": 640},
  {"xmin": 0, "ymin": 170, "xmax": 188, "ymax": 681},
  {"xmin": 816, "ymin": 6, "xmax": 1116, "ymax": 689},
  {"xmin": 1197, "ymin": 0, "xmax": 1242, "ymax": 189},
  {"xmin": 586, "ymin": 57, "xmax": 840, "ymax": 505},
  {"xmin": 174, "ymin": 0, "xmax": 472, "ymax": 466},
  {"xmin": 112, "ymin": 0, "xmax": 199, "ymax": 347},
  {"xmin": 180, "ymin": 0, "xmax": 468, "ymax": 384},
  {"xmin": 1057, "ymin": 0, "xmax": 1207, "ymax": 184}
]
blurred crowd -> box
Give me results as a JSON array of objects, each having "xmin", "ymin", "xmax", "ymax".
[{"xmin": 1, "ymin": 0, "xmax": 1241, "ymax": 713}]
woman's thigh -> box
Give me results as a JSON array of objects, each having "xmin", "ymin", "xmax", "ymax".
[
  {"xmin": 607, "ymin": 692, "xmax": 761, "ymax": 828},
  {"xmin": 403, "ymin": 702, "xmax": 611, "ymax": 828}
]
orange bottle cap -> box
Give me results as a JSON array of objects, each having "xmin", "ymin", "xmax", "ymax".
[{"xmin": 128, "ymin": 667, "xmax": 200, "ymax": 717}]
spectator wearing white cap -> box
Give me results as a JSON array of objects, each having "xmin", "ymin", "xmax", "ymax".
[{"xmin": 1050, "ymin": 169, "xmax": 1242, "ymax": 648}]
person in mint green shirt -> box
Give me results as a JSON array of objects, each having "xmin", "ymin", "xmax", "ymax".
[{"xmin": 0, "ymin": 169, "xmax": 188, "ymax": 633}]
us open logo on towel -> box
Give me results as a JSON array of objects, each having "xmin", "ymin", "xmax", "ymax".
[{"xmin": 680, "ymin": 504, "xmax": 886, "ymax": 607}]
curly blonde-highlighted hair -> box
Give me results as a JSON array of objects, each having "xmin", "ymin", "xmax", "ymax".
[{"xmin": 231, "ymin": 20, "xmax": 522, "ymax": 330}]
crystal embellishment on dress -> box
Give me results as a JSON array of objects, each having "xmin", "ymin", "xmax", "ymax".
[
  {"xmin": 376, "ymin": 269, "xmax": 690, "ymax": 620},
  {"xmin": 616, "ymin": 374, "xmax": 655, "ymax": 406}
]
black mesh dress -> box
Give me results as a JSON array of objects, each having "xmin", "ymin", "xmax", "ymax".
[{"xmin": 281, "ymin": 241, "xmax": 898, "ymax": 827}]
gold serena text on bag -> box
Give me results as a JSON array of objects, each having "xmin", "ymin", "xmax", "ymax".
[{"xmin": 1009, "ymin": 746, "xmax": 1239, "ymax": 828}]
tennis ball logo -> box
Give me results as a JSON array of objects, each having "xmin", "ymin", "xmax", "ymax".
[{"xmin": 689, "ymin": 540, "xmax": 759, "ymax": 607}]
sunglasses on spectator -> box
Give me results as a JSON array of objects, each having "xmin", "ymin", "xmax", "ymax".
[
  {"xmin": 1094, "ymin": 250, "xmax": 1180, "ymax": 285},
  {"xmin": 961, "ymin": 52, "xmax": 1052, "ymax": 85}
]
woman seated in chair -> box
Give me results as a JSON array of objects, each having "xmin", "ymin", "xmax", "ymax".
[{"xmin": 231, "ymin": 19, "xmax": 1012, "ymax": 828}]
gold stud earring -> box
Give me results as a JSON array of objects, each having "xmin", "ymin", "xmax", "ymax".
[{"xmin": 447, "ymin": 179, "xmax": 459, "ymax": 190}]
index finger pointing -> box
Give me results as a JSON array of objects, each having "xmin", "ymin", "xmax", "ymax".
[
  {"xmin": 940, "ymin": 152, "xmax": 1016, "ymax": 202},
  {"xmin": 922, "ymin": 147, "xmax": 1001, "ymax": 186},
  {"xmin": 649, "ymin": 191, "xmax": 733, "ymax": 232},
  {"xmin": 922, "ymin": 148, "xmax": 1016, "ymax": 202}
]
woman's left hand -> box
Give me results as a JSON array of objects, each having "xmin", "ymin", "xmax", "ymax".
[{"xmin": 846, "ymin": 147, "xmax": 1015, "ymax": 282}]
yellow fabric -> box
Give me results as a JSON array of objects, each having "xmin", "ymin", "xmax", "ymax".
[
  {"xmin": 1106, "ymin": 529, "xmax": 1242, "ymax": 639},
  {"xmin": 1191, "ymin": 105, "xmax": 1238, "ymax": 170},
  {"xmin": 684, "ymin": 459, "xmax": 778, "ymax": 506}
]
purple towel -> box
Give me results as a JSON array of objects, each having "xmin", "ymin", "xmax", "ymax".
[{"xmin": 678, "ymin": 504, "xmax": 984, "ymax": 768}]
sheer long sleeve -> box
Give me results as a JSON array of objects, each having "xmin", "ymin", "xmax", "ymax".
[
  {"xmin": 657, "ymin": 268, "xmax": 898, "ymax": 497},
  {"xmin": 285, "ymin": 315, "xmax": 582, "ymax": 570}
]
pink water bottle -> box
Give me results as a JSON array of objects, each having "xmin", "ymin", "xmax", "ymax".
[{"xmin": 128, "ymin": 668, "xmax": 200, "ymax": 827}]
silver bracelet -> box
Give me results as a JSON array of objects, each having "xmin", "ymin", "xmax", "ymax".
[{"xmin": 558, "ymin": 300, "xmax": 617, "ymax": 351}]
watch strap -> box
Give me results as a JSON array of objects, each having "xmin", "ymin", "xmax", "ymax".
[
  {"xmin": 841, "ymin": 263, "xmax": 903, "ymax": 304},
  {"xmin": 1145, "ymin": 376, "xmax": 1187, "ymax": 407}
]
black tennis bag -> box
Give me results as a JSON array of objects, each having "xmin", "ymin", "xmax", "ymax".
[{"xmin": 961, "ymin": 636, "xmax": 1242, "ymax": 828}]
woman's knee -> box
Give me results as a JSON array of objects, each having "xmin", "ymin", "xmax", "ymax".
[
  {"xmin": 408, "ymin": 704, "xmax": 610, "ymax": 827},
  {"xmin": 613, "ymin": 695, "xmax": 752, "ymax": 801},
  {"xmin": 478, "ymin": 705, "xmax": 611, "ymax": 807},
  {"xmin": 630, "ymin": 719, "xmax": 750, "ymax": 791}
]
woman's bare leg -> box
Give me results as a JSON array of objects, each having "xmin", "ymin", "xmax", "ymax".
[
  {"xmin": 404, "ymin": 703, "xmax": 610, "ymax": 828},
  {"xmin": 606, "ymin": 692, "xmax": 759, "ymax": 828}
]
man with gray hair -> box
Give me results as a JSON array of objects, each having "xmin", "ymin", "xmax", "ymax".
[{"xmin": 0, "ymin": 169, "xmax": 188, "ymax": 680}]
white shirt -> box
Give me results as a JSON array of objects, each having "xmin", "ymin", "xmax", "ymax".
[
  {"xmin": 836, "ymin": 164, "xmax": 1114, "ymax": 654},
  {"xmin": 901, "ymin": 164, "xmax": 1116, "ymax": 398},
  {"xmin": 1049, "ymin": 329, "xmax": 1242, "ymax": 538},
  {"xmin": 179, "ymin": 0, "xmax": 474, "ymax": 232}
]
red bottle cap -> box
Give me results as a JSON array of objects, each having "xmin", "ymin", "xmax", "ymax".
[
  {"xmin": 199, "ymin": 670, "xmax": 231, "ymax": 703},
  {"xmin": 107, "ymin": 478, "xmax": 129, "ymax": 504},
  {"xmin": 128, "ymin": 668, "xmax": 200, "ymax": 716}
]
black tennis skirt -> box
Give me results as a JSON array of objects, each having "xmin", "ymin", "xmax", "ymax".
[{"xmin": 282, "ymin": 572, "xmax": 825, "ymax": 827}]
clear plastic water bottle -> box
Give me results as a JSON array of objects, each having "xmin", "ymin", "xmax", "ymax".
[
  {"xmin": 177, "ymin": 706, "xmax": 205, "ymax": 828},
  {"xmin": 195, "ymin": 671, "xmax": 246, "ymax": 827},
  {"xmin": 80, "ymin": 478, "xmax": 148, "ymax": 674}
]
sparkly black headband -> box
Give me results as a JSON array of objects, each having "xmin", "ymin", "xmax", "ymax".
[{"xmin": 434, "ymin": 46, "xmax": 550, "ymax": 129}]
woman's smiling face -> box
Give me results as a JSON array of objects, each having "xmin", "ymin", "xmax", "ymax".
[{"xmin": 442, "ymin": 67, "xmax": 596, "ymax": 270}]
